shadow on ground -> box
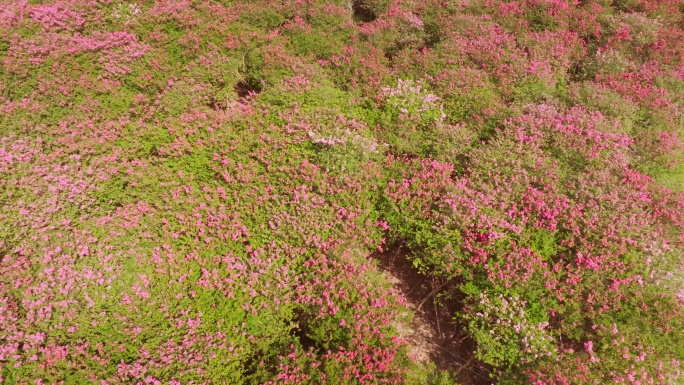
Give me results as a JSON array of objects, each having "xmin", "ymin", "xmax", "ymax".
[{"xmin": 373, "ymin": 247, "xmax": 493, "ymax": 385}]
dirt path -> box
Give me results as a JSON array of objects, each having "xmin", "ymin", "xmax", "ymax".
[{"xmin": 374, "ymin": 249, "xmax": 494, "ymax": 385}]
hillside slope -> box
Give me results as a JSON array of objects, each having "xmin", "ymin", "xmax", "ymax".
[{"xmin": 1, "ymin": 0, "xmax": 683, "ymax": 384}]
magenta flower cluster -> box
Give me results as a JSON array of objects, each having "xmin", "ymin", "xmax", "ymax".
[{"xmin": 1, "ymin": 0, "xmax": 683, "ymax": 384}]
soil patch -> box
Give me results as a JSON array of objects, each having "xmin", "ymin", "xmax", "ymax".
[{"xmin": 374, "ymin": 247, "xmax": 493, "ymax": 385}]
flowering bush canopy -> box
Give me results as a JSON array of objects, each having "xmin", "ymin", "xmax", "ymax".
[{"xmin": 1, "ymin": 0, "xmax": 683, "ymax": 384}]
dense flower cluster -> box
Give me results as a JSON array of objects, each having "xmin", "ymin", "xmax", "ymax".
[
  {"xmin": 1, "ymin": 0, "xmax": 682, "ymax": 384},
  {"xmin": 111, "ymin": 3, "xmax": 142, "ymax": 25},
  {"xmin": 382, "ymin": 79, "xmax": 446, "ymax": 123},
  {"xmin": 466, "ymin": 292, "xmax": 555, "ymax": 367}
]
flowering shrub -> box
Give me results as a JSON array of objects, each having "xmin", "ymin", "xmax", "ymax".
[
  {"xmin": 465, "ymin": 293, "xmax": 555, "ymax": 368},
  {"xmin": 382, "ymin": 79, "xmax": 445, "ymax": 124},
  {"xmin": 111, "ymin": 3, "xmax": 142, "ymax": 25},
  {"xmin": 1, "ymin": 0, "xmax": 683, "ymax": 384}
]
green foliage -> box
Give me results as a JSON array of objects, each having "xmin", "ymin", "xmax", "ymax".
[
  {"xmin": 257, "ymin": 82, "xmax": 350, "ymax": 111},
  {"xmin": 526, "ymin": 228, "xmax": 558, "ymax": 262},
  {"xmin": 464, "ymin": 292, "xmax": 555, "ymax": 371},
  {"xmin": 287, "ymin": 30, "xmax": 342, "ymax": 59},
  {"xmin": 238, "ymin": 6, "xmax": 287, "ymax": 30},
  {"xmin": 442, "ymin": 86, "xmax": 502, "ymax": 123},
  {"xmin": 165, "ymin": 151, "xmax": 216, "ymax": 183},
  {"xmin": 404, "ymin": 362, "xmax": 460, "ymax": 385},
  {"xmin": 94, "ymin": 176, "xmax": 133, "ymax": 210},
  {"xmin": 568, "ymin": 82, "xmax": 639, "ymax": 133},
  {"xmin": 657, "ymin": 156, "xmax": 684, "ymax": 191},
  {"xmin": 2, "ymin": 0, "xmax": 684, "ymax": 384},
  {"xmin": 509, "ymin": 76, "xmax": 557, "ymax": 105},
  {"xmin": 0, "ymin": 38, "xmax": 8, "ymax": 57},
  {"xmin": 525, "ymin": 8, "xmax": 560, "ymax": 32}
]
